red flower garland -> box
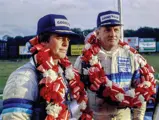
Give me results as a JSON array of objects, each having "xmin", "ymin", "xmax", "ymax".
[
  {"xmin": 81, "ymin": 32, "xmax": 156, "ymax": 108},
  {"xmin": 29, "ymin": 37, "xmax": 93, "ymax": 120}
]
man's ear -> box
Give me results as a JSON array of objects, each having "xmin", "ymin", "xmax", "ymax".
[
  {"xmin": 96, "ymin": 29, "xmax": 100, "ymax": 40},
  {"xmin": 96, "ymin": 29, "xmax": 99, "ymax": 36}
]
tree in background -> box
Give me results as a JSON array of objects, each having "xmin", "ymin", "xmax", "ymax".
[
  {"xmin": 2, "ymin": 26, "xmax": 159, "ymax": 43},
  {"xmin": 124, "ymin": 27, "xmax": 159, "ymax": 41}
]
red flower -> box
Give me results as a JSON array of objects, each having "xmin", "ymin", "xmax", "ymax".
[
  {"xmin": 30, "ymin": 41, "xmax": 90, "ymax": 119},
  {"xmin": 59, "ymin": 57, "xmax": 71, "ymax": 68},
  {"xmin": 45, "ymin": 114, "xmax": 55, "ymax": 120},
  {"xmin": 29, "ymin": 36, "xmax": 39, "ymax": 46},
  {"xmin": 91, "ymin": 44, "xmax": 100, "ymax": 55},
  {"xmin": 36, "ymin": 49, "xmax": 51, "ymax": 65},
  {"xmin": 82, "ymin": 50, "xmax": 93, "ymax": 62}
]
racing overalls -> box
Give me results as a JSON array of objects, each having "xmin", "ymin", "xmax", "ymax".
[
  {"xmin": 2, "ymin": 59, "xmax": 81, "ymax": 120},
  {"xmin": 74, "ymin": 46, "xmax": 146, "ymax": 120}
]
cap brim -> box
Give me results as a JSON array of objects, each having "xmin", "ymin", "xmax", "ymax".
[
  {"xmin": 41, "ymin": 29, "xmax": 80, "ymax": 39},
  {"xmin": 99, "ymin": 21, "xmax": 123, "ymax": 27},
  {"xmin": 54, "ymin": 30, "xmax": 80, "ymax": 39},
  {"xmin": 100, "ymin": 23, "xmax": 123, "ymax": 27}
]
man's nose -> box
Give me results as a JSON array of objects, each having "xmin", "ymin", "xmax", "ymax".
[
  {"xmin": 109, "ymin": 30, "xmax": 116, "ymax": 37},
  {"xmin": 63, "ymin": 37, "xmax": 69, "ymax": 46}
]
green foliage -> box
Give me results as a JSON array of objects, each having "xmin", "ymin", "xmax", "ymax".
[
  {"xmin": 124, "ymin": 27, "xmax": 159, "ymax": 41},
  {"xmin": 71, "ymin": 28, "xmax": 95, "ymax": 37},
  {"xmin": 71, "ymin": 28, "xmax": 83, "ymax": 36},
  {"xmin": 3, "ymin": 26, "xmax": 159, "ymax": 43}
]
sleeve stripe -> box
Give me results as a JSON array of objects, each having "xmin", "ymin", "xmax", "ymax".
[
  {"xmin": 3, "ymin": 103, "xmax": 33, "ymax": 110},
  {"xmin": 3, "ymin": 98, "xmax": 34, "ymax": 105},
  {"xmin": 1, "ymin": 107, "xmax": 33, "ymax": 115}
]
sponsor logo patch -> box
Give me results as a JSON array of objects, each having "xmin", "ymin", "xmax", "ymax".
[
  {"xmin": 118, "ymin": 57, "xmax": 131, "ymax": 72},
  {"xmin": 100, "ymin": 14, "xmax": 119, "ymax": 22},
  {"xmin": 55, "ymin": 19, "xmax": 70, "ymax": 27}
]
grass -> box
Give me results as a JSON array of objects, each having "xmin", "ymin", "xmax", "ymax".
[
  {"xmin": 0, "ymin": 59, "xmax": 29, "ymax": 93},
  {"xmin": 0, "ymin": 57, "xmax": 77, "ymax": 93},
  {"xmin": 142, "ymin": 54, "xmax": 159, "ymax": 74},
  {"xmin": 0, "ymin": 55, "xmax": 159, "ymax": 93}
]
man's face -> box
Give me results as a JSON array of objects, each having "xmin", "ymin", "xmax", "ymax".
[
  {"xmin": 45, "ymin": 34, "xmax": 70, "ymax": 59},
  {"xmin": 98, "ymin": 26, "xmax": 121, "ymax": 50}
]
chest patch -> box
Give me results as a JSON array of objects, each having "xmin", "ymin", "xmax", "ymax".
[{"xmin": 118, "ymin": 57, "xmax": 131, "ymax": 72}]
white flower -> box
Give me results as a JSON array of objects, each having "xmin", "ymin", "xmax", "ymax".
[
  {"xmin": 43, "ymin": 69, "xmax": 58, "ymax": 82},
  {"xmin": 143, "ymin": 81, "xmax": 151, "ymax": 88},
  {"xmin": 141, "ymin": 61, "xmax": 146, "ymax": 67},
  {"xmin": 46, "ymin": 103, "xmax": 62, "ymax": 118},
  {"xmin": 79, "ymin": 100, "xmax": 87, "ymax": 110},
  {"xmin": 49, "ymin": 57, "xmax": 54, "ymax": 66},
  {"xmin": 89, "ymin": 55, "xmax": 98, "ymax": 66},
  {"xmin": 149, "ymin": 73, "xmax": 155, "ymax": 80},
  {"xmin": 85, "ymin": 43, "xmax": 91, "ymax": 50},
  {"xmin": 126, "ymin": 89, "xmax": 135, "ymax": 98},
  {"xmin": 105, "ymin": 80, "xmax": 112, "ymax": 88},
  {"xmin": 138, "ymin": 95, "xmax": 145, "ymax": 103},
  {"xmin": 123, "ymin": 45, "xmax": 130, "ymax": 50},
  {"xmin": 65, "ymin": 66, "xmax": 75, "ymax": 80},
  {"xmin": 115, "ymin": 93, "xmax": 124, "ymax": 102},
  {"xmin": 153, "ymin": 88, "xmax": 156, "ymax": 93}
]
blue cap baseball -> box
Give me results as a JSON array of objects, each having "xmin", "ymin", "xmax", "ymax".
[
  {"xmin": 97, "ymin": 10, "xmax": 122, "ymax": 27},
  {"xmin": 37, "ymin": 14, "xmax": 79, "ymax": 38}
]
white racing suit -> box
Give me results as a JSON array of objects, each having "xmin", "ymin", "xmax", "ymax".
[
  {"xmin": 74, "ymin": 46, "xmax": 147, "ymax": 120},
  {"xmin": 1, "ymin": 59, "xmax": 81, "ymax": 120}
]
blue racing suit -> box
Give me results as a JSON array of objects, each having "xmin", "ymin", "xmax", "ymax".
[{"xmin": 1, "ymin": 59, "xmax": 81, "ymax": 120}]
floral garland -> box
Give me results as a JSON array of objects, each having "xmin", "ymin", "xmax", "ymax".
[
  {"xmin": 29, "ymin": 36, "xmax": 93, "ymax": 120},
  {"xmin": 81, "ymin": 31, "xmax": 156, "ymax": 108}
]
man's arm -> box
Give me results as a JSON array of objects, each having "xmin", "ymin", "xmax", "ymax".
[
  {"xmin": 74, "ymin": 56, "xmax": 91, "ymax": 88},
  {"xmin": 132, "ymin": 54, "xmax": 156, "ymax": 120},
  {"xmin": 1, "ymin": 67, "xmax": 38, "ymax": 120}
]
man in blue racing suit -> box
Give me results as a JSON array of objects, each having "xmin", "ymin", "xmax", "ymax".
[{"xmin": 2, "ymin": 14, "xmax": 84, "ymax": 120}]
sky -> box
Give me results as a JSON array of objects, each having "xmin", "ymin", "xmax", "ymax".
[{"xmin": 0, "ymin": 0, "xmax": 159, "ymax": 38}]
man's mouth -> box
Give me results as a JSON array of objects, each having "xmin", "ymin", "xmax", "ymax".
[
  {"xmin": 108, "ymin": 39, "xmax": 115, "ymax": 42},
  {"xmin": 59, "ymin": 49, "xmax": 67, "ymax": 53}
]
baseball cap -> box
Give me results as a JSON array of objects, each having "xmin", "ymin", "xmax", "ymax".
[
  {"xmin": 97, "ymin": 10, "xmax": 122, "ymax": 27},
  {"xmin": 37, "ymin": 14, "xmax": 79, "ymax": 38}
]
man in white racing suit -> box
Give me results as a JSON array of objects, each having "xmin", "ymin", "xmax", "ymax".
[{"xmin": 74, "ymin": 10, "xmax": 154, "ymax": 120}]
